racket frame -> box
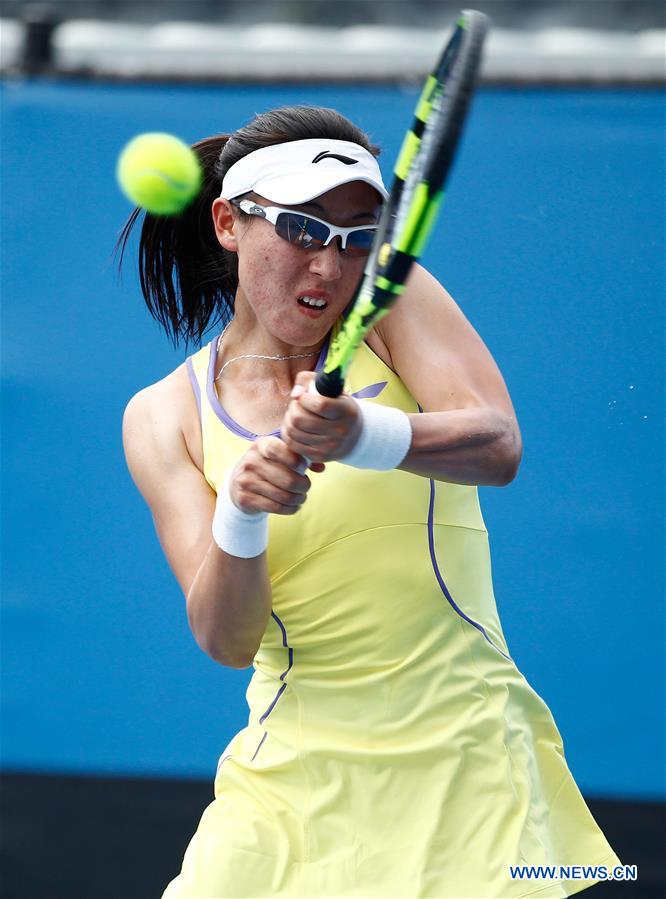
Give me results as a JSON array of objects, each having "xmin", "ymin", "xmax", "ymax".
[{"xmin": 315, "ymin": 9, "xmax": 490, "ymax": 398}]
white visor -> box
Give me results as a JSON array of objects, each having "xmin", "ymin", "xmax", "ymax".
[{"xmin": 219, "ymin": 138, "xmax": 388, "ymax": 205}]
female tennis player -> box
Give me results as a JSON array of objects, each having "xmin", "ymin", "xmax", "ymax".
[{"xmin": 120, "ymin": 106, "xmax": 620, "ymax": 897}]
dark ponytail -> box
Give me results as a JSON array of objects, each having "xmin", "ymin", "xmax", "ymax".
[{"xmin": 116, "ymin": 106, "xmax": 380, "ymax": 347}]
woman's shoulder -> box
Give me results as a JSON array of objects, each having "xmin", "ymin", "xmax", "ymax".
[
  {"xmin": 364, "ymin": 326, "xmax": 395, "ymax": 372},
  {"xmin": 364, "ymin": 264, "xmax": 441, "ymax": 375},
  {"xmin": 123, "ymin": 362, "xmax": 204, "ymax": 474},
  {"xmin": 124, "ymin": 361, "xmax": 191, "ymax": 416}
]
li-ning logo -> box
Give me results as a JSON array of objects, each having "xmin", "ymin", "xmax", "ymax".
[{"xmin": 311, "ymin": 151, "xmax": 358, "ymax": 166}]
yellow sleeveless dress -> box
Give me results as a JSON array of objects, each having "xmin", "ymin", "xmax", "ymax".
[{"xmin": 162, "ymin": 330, "xmax": 619, "ymax": 898}]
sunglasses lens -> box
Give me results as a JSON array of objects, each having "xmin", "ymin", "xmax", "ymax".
[
  {"xmin": 275, "ymin": 212, "xmax": 375, "ymax": 257},
  {"xmin": 277, "ymin": 213, "xmax": 327, "ymax": 250},
  {"xmin": 345, "ymin": 230, "xmax": 375, "ymax": 257}
]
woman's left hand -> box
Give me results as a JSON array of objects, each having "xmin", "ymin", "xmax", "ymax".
[{"xmin": 280, "ymin": 371, "xmax": 363, "ymax": 463}]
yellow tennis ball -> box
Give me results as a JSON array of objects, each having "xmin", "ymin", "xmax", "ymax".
[{"xmin": 116, "ymin": 132, "xmax": 202, "ymax": 215}]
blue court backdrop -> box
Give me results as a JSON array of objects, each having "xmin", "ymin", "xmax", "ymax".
[{"xmin": 1, "ymin": 80, "xmax": 664, "ymax": 800}]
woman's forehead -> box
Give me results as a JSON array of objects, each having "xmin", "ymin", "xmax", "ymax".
[{"xmin": 284, "ymin": 182, "xmax": 383, "ymax": 219}]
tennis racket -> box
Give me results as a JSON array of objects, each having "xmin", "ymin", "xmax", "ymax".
[{"xmin": 314, "ymin": 9, "xmax": 490, "ymax": 398}]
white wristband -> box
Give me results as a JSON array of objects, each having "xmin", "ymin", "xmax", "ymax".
[
  {"xmin": 338, "ymin": 400, "xmax": 412, "ymax": 471},
  {"xmin": 212, "ymin": 470, "xmax": 269, "ymax": 558}
]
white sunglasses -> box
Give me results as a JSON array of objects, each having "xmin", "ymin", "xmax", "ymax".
[{"xmin": 232, "ymin": 198, "xmax": 378, "ymax": 257}]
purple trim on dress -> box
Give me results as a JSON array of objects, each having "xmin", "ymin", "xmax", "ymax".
[
  {"xmin": 216, "ymin": 753, "xmax": 232, "ymax": 774},
  {"xmin": 351, "ymin": 381, "xmax": 387, "ymax": 400},
  {"xmin": 418, "ymin": 404, "xmax": 512, "ymax": 662},
  {"xmin": 258, "ymin": 682, "xmax": 288, "ymax": 726},
  {"xmin": 250, "ymin": 610, "xmax": 295, "ymax": 761},
  {"xmin": 271, "ymin": 610, "xmax": 296, "ymax": 681},
  {"xmin": 250, "ymin": 731, "xmax": 268, "ymax": 762},
  {"xmin": 205, "ymin": 333, "xmax": 331, "ymax": 441},
  {"xmin": 186, "ymin": 356, "xmax": 202, "ymax": 419}
]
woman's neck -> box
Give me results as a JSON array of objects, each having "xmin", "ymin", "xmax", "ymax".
[{"xmin": 215, "ymin": 318, "xmax": 325, "ymax": 392}]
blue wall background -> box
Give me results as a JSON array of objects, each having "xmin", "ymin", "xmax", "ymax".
[{"xmin": 1, "ymin": 80, "xmax": 664, "ymax": 799}]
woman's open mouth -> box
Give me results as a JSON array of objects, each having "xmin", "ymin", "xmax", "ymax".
[{"xmin": 297, "ymin": 295, "xmax": 329, "ymax": 315}]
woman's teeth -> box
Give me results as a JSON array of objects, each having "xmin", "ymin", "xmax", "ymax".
[{"xmin": 298, "ymin": 296, "xmax": 327, "ymax": 309}]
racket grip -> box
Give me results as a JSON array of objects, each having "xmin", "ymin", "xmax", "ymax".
[
  {"xmin": 314, "ymin": 368, "xmax": 344, "ymax": 398},
  {"xmin": 295, "ymin": 379, "xmax": 321, "ymax": 473}
]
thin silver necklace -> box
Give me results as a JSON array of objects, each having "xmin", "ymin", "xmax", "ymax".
[{"xmin": 215, "ymin": 322, "xmax": 319, "ymax": 381}]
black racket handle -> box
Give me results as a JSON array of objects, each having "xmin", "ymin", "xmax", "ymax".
[{"xmin": 315, "ymin": 368, "xmax": 345, "ymax": 398}]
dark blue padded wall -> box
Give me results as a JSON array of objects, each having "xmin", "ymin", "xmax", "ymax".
[{"xmin": 1, "ymin": 80, "xmax": 663, "ymax": 798}]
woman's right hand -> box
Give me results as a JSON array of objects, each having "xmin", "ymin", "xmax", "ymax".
[{"xmin": 228, "ymin": 436, "xmax": 325, "ymax": 516}]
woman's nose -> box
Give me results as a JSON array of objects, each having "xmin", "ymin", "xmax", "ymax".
[{"xmin": 308, "ymin": 239, "xmax": 343, "ymax": 279}]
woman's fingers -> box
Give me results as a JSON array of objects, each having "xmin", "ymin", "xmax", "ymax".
[
  {"xmin": 234, "ymin": 476, "xmax": 307, "ymax": 515},
  {"xmin": 281, "ymin": 389, "xmax": 362, "ymax": 462},
  {"xmin": 255, "ymin": 435, "xmax": 308, "ymax": 472},
  {"xmin": 228, "ymin": 437, "xmax": 324, "ymax": 515}
]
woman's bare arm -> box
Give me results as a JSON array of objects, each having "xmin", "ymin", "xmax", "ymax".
[
  {"xmin": 122, "ymin": 373, "xmax": 313, "ymax": 667},
  {"xmin": 378, "ymin": 265, "xmax": 523, "ymax": 486},
  {"xmin": 282, "ymin": 265, "xmax": 522, "ymax": 486}
]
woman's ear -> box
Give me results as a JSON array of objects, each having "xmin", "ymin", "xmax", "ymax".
[{"xmin": 212, "ymin": 198, "xmax": 238, "ymax": 252}]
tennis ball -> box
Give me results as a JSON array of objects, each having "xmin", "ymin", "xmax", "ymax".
[{"xmin": 116, "ymin": 132, "xmax": 202, "ymax": 215}]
